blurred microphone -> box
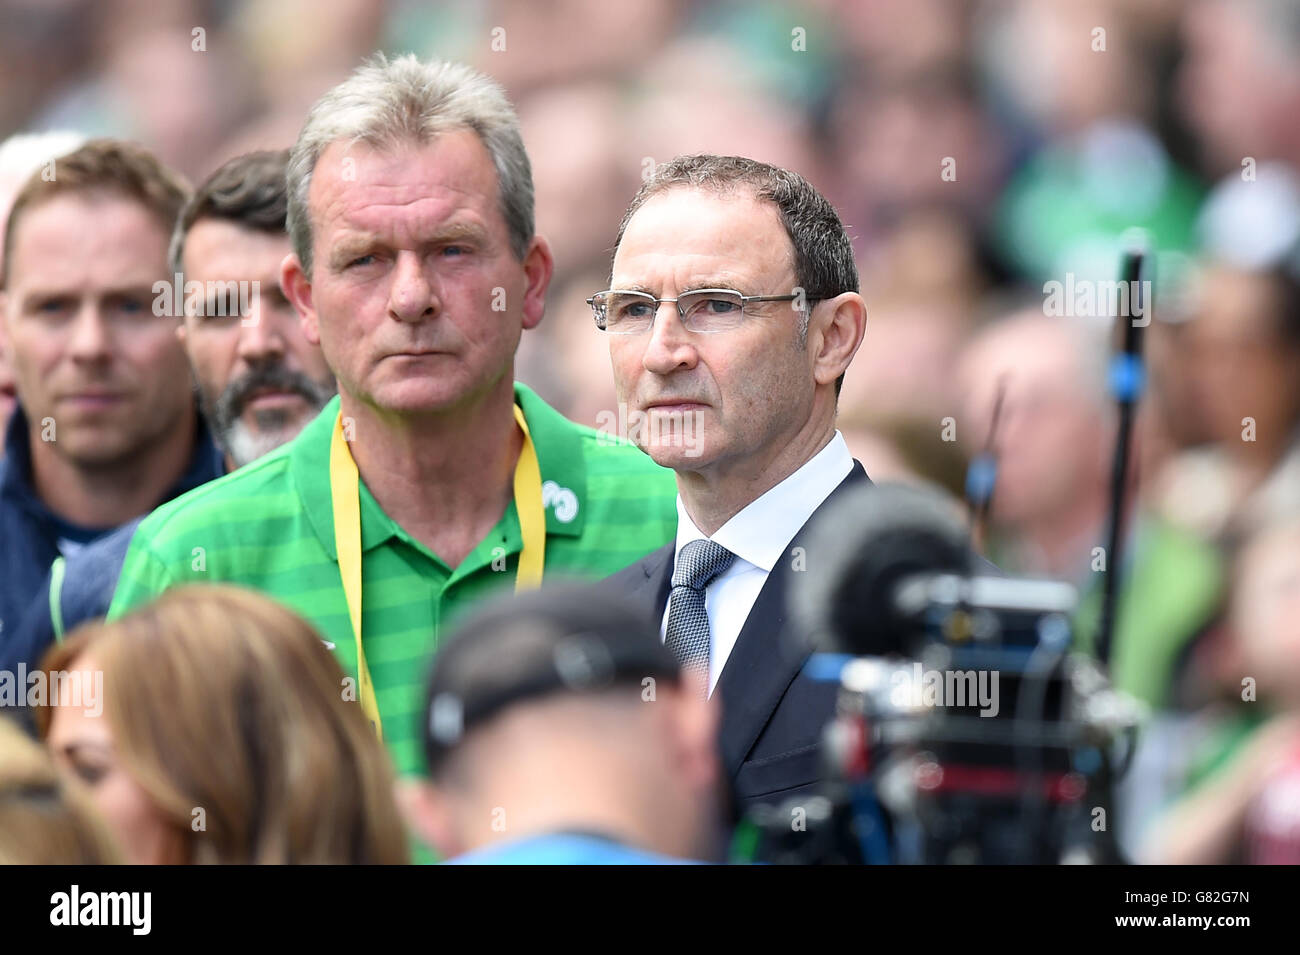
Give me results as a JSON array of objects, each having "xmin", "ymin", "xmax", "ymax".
[{"xmin": 791, "ymin": 482, "xmax": 972, "ymax": 659}]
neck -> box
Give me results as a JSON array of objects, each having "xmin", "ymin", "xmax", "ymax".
[
  {"xmin": 341, "ymin": 379, "xmax": 521, "ymax": 568},
  {"xmin": 468, "ymin": 757, "xmax": 686, "ymax": 859},
  {"xmin": 678, "ymin": 411, "xmax": 835, "ymax": 537},
  {"xmin": 28, "ymin": 411, "xmax": 197, "ymax": 529}
]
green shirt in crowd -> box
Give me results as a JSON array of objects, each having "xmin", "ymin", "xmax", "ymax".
[{"xmin": 108, "ymin": 382, "xmax": 679, "ymax": 777}]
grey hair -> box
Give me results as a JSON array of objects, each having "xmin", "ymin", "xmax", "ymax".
[{"xmin": 286, "ymin": 53, "xmax": 534, "ymax": 275}]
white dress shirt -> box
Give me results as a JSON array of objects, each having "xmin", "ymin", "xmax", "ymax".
[{"xmin": 661, "ymin": 432, "xmax": 855, "ymax": 696}]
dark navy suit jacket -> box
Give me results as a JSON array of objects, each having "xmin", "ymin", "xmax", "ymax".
[{"xmin": 607, "ymin": 462, "xmax": 870, "ymax": 810}]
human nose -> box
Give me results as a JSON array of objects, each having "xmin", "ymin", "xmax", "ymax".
[
  {"xmin": 236, "ymin": 295, "xmax": 288, "ymax": 364},
  {"xmin": 387, "ymin": 252, "xmax": 438, "ymax": 323},
  {"xmin": 641, "ymin": 299, "xmax": 698, "ymax": 376},
  {"xmin": 67, "ymin": 302, "xmax": 111, "ymax": 363}
]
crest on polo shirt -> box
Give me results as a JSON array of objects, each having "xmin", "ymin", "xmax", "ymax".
[{"xmin": 542, "ymin": 480, "xmax": 579, "ymax": 523}]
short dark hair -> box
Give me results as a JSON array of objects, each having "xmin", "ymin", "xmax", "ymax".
[
  {"xmin": 422, "ymin": 583, "xmax": 681, "ymax": 779},
  {"xmin": 612, "ymin": 154, "xmax": 860, "ymax": 395},
  {"xmin": 169, "ymin": 149, "xmax": 290, "ymax": 277},
  {"xmin": 2, "ymin": 138, "xmax": 189, "ymax": 289}
]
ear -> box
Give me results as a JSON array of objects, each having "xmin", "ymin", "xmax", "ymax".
[
  {"xmin": 281, "ymin": 253, "xmax": 320, "ymax": 347},
  {"xmin": 811, "ymin": 291, "xmax": 867, "ymax": 389},
  {"xmin": 519, "ymin": 235, "xmax": 554, "ymax": 332},
  {"xmin": 394, "ymin": 777, "xmax": 465, "ymax": 861}
]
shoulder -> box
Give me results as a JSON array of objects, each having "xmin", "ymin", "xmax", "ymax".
[
  {"xmin": 130, "ymin": 442, "xmax": 299, "ymax": 554},
  {"xmin": 66, "ymin": 519, "xmax": 141, "ymax": 573}
]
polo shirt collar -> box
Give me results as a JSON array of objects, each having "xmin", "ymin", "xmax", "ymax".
[
  {"xmin": 293, "ymin": 384, "xmax": 588, "ymax": 561},
  {"xmin": 513, "ymin": 381, "xmax": 586, "ymax": 539}
]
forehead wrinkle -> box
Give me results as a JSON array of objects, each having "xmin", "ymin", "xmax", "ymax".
[{"xmin": 611, "ymin": 250, "xmax": 771, "ymax": 294}]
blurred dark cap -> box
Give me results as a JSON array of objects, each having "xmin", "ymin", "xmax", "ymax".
[{"xmin": 422, "ymin": 583, "xmax": 681, "ymax": 777}]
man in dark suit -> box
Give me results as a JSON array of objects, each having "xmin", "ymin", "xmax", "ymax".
[{"xmin": 599, "ymin": 154, "xmax": 869, "ymax": 810}]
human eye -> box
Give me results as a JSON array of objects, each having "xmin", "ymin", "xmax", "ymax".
[
  {"xmin": 618, "ymin": 298, "xmax": 654, "ymax": 319},
  {"xmin": 30, "ymin": 296, "xmax": 73, "ymax": 319},
  {"xmin": 72, "ymin": 760, "xmax": 108, "ymax": 786},
  {"xmin": 109, "ymin": 293, "xmax": 151, "ymax": 318},
  {"xmin": 347, "ymin": 254, "xmax": 376, "ymax": 268},
  {"xmin": 702, "ymin": 295, "xmax": 741, "ymax": 314},
  {"xmin": 64, "ymin": 749, "xmax": 111, "ymax": 787},
  {"xmin": 682, "ymin": 291, "xmax": 742, "ymax": 326}
]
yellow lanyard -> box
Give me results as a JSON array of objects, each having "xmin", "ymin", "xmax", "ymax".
[{"xmin": 329, "ymin": 405, "xmax": 546, "ymax": 738}]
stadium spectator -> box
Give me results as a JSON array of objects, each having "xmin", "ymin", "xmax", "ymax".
[
  {"xmin": 0, "ymin": 132, "xmax": 87, "ymax": 452},
  {"xmin": 1142, "ymin": 516, "xmax": 1300, "ymax": 864},
  {"xmin": 0, "ymin": 148, "xmax": 335, "ymax": 680},
  {"xmin": 38, "ymin": 585, "xmax": 409, "ymax": 864},
  {"xmin": 404, "ymin": 584, "xmax": 725, "ymax": 864},
  {"xmin": 603, "ymin": 155, "xmax": 870, "ymax": 808},
  {"xmin": 0, "ymin": 714, "xmax": 121, "ymax": 864},
  {"xmin": 108, "ymin": 56, "xmax": 678, "ymax": 784},
  {"xmin": 956, "ymin": 309, "xmax": 1223, "ymax": 711},
  {"xmin": 0, "ymin": 139, "xmax": 222, "ymax": 649}
]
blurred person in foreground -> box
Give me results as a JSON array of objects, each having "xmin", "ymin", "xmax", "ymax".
[
  {"xmin": 602, "ymin": 155, "xmax": 870, "ymax": 809},
  {"xmin": 403, "ymin": 584, "xmax": 725, "ymax": 864},
  {"xmin": 37, "ymin": 585, "xmax": 408, "ymax": 864},
  {"xmin": 1142, "ymin": 517, "xmax": 1300, "ymax": 864},
  {"xmin": 0, "ymin": 139, "xmax": 223, "ymax": 649},
  {"xmin": 108, "ymin": 55, "xmax": 677, "ymax": 783},
  {"xmin": 0, "ymin": 131, "xmax": 87, "ymax": 448},
  {"xmin": 0, "ymin": 714, "xmax": 121, "ymax": 864},
  {"xmin": 1, "ymin": 149, "xmax": 335, "ymax": 676}
]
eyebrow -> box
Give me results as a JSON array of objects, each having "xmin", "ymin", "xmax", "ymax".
[
  {"xmin": 21, "ymin": 285, "xmax": 155, "ymax": 305},
  {"xmin": 612, "ymin": 278, "xmax": 743, "ymax": 295}
]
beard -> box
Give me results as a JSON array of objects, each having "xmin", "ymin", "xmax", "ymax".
[{"xmin": 203, "ymin": 363, "xmax": 336, "ymax": 468}]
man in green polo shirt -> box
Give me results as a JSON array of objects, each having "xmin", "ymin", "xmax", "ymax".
[{"xmin": 108, "ymin": 53, "xmax": 677, "ymax": 779}]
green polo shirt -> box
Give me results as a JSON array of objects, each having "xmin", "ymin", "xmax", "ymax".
[{"xmin": 108, "ymin": 382, "xmax": 678, "ymax": 777}]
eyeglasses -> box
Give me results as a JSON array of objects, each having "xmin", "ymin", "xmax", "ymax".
[{"xmin": 587, "ymin": 288, "xmax": 809, "ymax": 335}]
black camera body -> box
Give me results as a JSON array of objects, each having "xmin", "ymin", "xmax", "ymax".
[{"xmin": 746, "ymin": 484, "xmax": 1143, "ymax": 864}]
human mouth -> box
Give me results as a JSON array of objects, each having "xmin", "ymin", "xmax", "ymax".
[
  {"xmin": 643, "ymin": 399, "xmax": 708, "ymax": 414},
  {"xmin": 61, "ymin": 392, "xmax": 127, "ymax": 410},
  {"xmin": 243, "ymin": 388, "xmax": 306, "ymax": 411}
]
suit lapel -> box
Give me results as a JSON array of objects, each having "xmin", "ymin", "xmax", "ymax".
[
  {"xmin": 628, "ymin": 541, "xmax": 673, "ymax": 623},
  {"xmin": 714, "ymin": 462, "xmax": 870, "ymax": 777}
]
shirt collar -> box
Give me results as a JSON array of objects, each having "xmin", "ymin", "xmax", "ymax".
[
  {"xmin": 673, "ymin": 431, "xmax": 854, "ymax": 573},
  {"xmin": 293, "ymin": 384, "xmax": 589, "ymax": 560}
]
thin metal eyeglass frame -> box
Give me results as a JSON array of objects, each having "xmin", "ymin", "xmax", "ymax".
[{"xmin": 586, "ymin": 288, "xmax": 805, "ymax": 333}]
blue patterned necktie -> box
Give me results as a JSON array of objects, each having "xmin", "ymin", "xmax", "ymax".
[{"xmin": 665, "ymin": 539, "xmax": 736, "ymax": 688}]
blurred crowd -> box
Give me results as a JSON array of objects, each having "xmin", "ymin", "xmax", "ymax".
[{"xmin": 2, "ymin": 0, "xmax": 1300, "ymax": 865}]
